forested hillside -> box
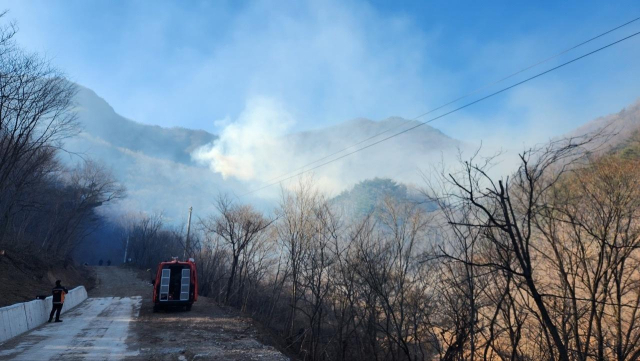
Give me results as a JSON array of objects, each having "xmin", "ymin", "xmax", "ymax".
[
  {"xmin": 3, "ymin": 5, "xmax": 640, "ymax": 360},
  {"xmin": 0, "ymin": 15, "xmax": 118, "ymax": 303},
  {"xmin": 116, "ymin": 121, "xmax": 640, "ymax": 360},
  {"xmin": 332, "ymin": 177, "xmax": 436, "ymax": 217}
]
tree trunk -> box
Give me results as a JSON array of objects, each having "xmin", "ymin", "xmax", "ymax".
[{"xmin": 225, "ymin": 254, "xmax": 239, "ymax": 305}]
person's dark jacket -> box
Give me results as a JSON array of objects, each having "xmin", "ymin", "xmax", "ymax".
[{"xmin": 52, "ymin": 285, "xmax": 69, "ymax": 304}]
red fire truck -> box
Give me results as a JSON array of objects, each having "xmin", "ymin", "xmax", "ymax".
[{"xmin": 152, "ymin": 257, "xmax": 198, "ymax": 312}]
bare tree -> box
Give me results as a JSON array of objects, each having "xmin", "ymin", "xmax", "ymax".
[
  {"xmin": 535, "ymin": 155, "xmax": 640, "ymax": 360},
  {"xmin": 41, "ymin": 160, "xmax": 124, "ymax": 257},
  {"xmin": 0, "ymin": 12, "xmax": 79, "ymax": 247},
  {"xmin": 197, "ymin": 234, "xmax": 231, "ymax": 301},
  {"xmin": 126, "ymin": 213, "xmax": 166, "ymax": 268},
  {"xmin": 0, "ymin": 27, "xmax": 78, "ymax": 195},
  {"xmin": 276, "ymin": 178, "xmax": 319, "ymax": 337},
  {"xmin": 429, "ymin": 136, "xmax": 602, "ymax": 361},
  {"xmin": 201, "ymin": 194, "xmax": 272, "ymax": 305}
]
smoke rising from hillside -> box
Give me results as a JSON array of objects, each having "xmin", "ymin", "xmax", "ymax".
[
  {"xmin": 190, "ymin": 97, "xmax": 470, "ymax": 198},
  {"xmin": 192, "ymin": 97, "xmax": 296, "ymax": 182},
  {"xmin": 191, "ymin": 97, "xmax": 353, "ymax": 196}
]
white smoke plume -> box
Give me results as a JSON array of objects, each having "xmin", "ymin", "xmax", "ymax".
[
  {"xmin": 192, "ymin": 97, "xmax": 297, "ymax": 182},
  {"xmin": 191, "ymin": 96, "xmax": 471, "ymax": 199}
]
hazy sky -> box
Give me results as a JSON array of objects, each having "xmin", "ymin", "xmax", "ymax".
[{"xmin": 4, "ymin": 1, "xmax": 640, "ymax": 146}]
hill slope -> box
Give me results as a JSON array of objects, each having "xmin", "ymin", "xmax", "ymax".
[
  {"xmin": 73, "ymin": 86, "xmax": 216, "ymax": 165},
  {"xmin": 568, "ymin": 98, "xmax": 640, "ymax": 153},
  {"xmin": 62, "ymin": 86, "xmax": 233, "ymax": 222},
  {"xmin": 62, "ymin": 85, "xmax": 463, "ymax": 220}
]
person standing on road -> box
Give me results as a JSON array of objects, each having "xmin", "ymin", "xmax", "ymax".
[{"xmin": 48, "ymin": 280, "xmax": 68, "ymax": 323}]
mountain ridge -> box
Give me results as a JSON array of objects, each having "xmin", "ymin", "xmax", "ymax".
[
  {"xmin": 73, "ymin": 85, "xmax": 217, "ymax": 165},
  {"xmin": 567, "ymin": 98, "xmax": 640, "ymax": 150},
  {"xmin": 62, "ymin": 84, "xmax": 640, "ymax": 222}
]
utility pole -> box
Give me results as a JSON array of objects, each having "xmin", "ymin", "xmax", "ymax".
[
  {"xmin": 123, "ymin": 234, "xmax": 129, "ymax": 264},
  {"xmin": 184, "ymin": 206, "xmax": 193, "ymax": 259}
]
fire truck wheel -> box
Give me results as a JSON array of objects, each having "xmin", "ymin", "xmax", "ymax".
[
  {"xmin": 153, "ymin": 305, "xmax": 159, "ymax": 313},
  {"xmin": 185, "ymin": 304, "xmax": 192, "ymax": 311}
]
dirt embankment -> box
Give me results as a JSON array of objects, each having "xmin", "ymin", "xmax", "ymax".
[
  {"xmin": 131, "ymin": 296, "xmax": 290, "ymax": 360},
  {"xmin": 0, "ymin": 250, "xmax": 96, "ymax": 307}
]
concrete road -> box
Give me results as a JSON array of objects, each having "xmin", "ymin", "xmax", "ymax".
[
  {"xmin": 0, "ymin": 267, "xmax": 288, "ymax": 361},
  {"xmin": 0, "ymin": 296, "xmax": 141, "ymax": 361}
]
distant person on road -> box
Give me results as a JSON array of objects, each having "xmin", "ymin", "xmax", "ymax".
[
  {"xmin": 48, "ymin": 280, "xmax": 68, "ymax": 323},
  {"xmin": 107, "ymin": 259, "xmax": 111, "ymax": 266},
  {"xmin": 99, "ymin": 259, "xmax": 103, "ymax": 266}
]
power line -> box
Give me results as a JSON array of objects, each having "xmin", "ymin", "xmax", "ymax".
[
  {"xmin": 240, "ymin": 16, "xmax": 640, "ymax": 194},
  {"xmin": 240, "ymin": 29, "xmax": 640, "ymax": 197},
  {"xmin": 240, "ymin": 31, "xmax": 640, "ymax": 197},
  {"xmin": 243, "ymin": 29, "xmax": 640, "ymax": 197}
]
